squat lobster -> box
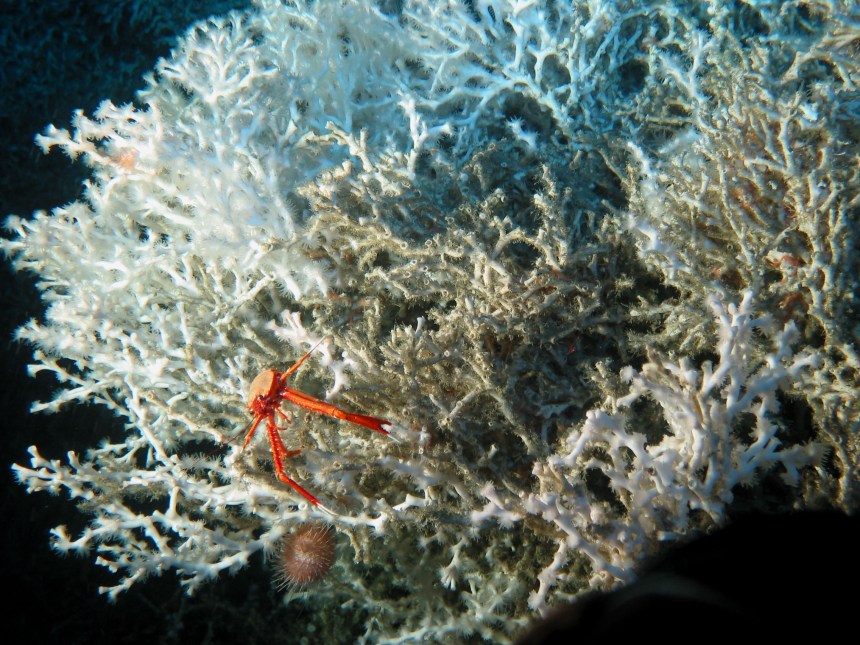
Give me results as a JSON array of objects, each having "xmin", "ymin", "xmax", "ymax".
[{"xmin": 242, "ymin": 340, "xmax": 391, "ymax": 508}]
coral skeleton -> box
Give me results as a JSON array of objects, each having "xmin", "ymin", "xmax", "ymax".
[{"xmin": 4, "ymin": 0, "xmax": 857, "ymax": 641}]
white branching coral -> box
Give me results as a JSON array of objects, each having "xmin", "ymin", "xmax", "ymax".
[
  {"xmin": 3, "ymin": 0, "xmax": 857, "ymax": 642},
  {"xmin": 473, "ymin": 290, "xmax": 825, "ymax": 613},
  {"xmin": 622, "ymin": 0, "xmax": 860, "ymax": 507}
]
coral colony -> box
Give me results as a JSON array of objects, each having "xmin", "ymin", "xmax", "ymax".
[{"xmin": 4, "ymin": 0, "xmax": 858, "ymax": 641}]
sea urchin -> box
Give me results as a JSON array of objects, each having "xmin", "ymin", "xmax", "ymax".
[{"xmin": 273, "ymin": 523, "xmax": 336, "ymax": 589}]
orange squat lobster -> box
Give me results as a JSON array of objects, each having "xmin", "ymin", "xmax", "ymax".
[{"xmin": 243, "ymin": 341, "xmax": 391, "ymax": 508}]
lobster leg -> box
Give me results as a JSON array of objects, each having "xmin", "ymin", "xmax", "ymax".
[
  {"xmin": 280, "ymin": 386, "xmax": 390, "ymax": 436},
  {"xmin": 266, "ymin": 418, "xmax": 321, "ymax": 507},
  {"xmin": 241, "ymin": 415, "xmax": 265, "ymax": 450},
  {"xmin": 280, "ymin": 339, "xmax": 326, "ymax": 380},
  {"xmin": 277, "ymin": 340, "xmax": 391, "ymax": 436}
]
